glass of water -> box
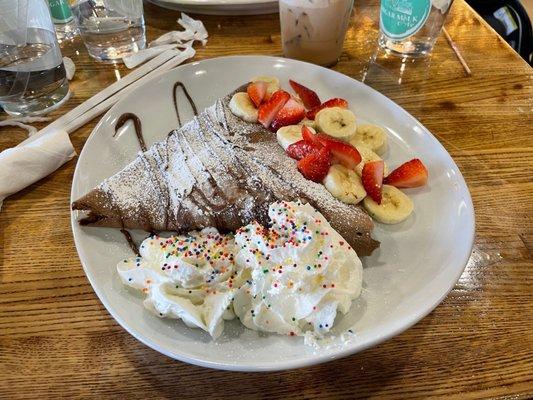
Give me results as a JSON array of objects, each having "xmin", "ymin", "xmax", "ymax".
[
  {"xmin": 73, "ymin": 0, "xmax": 146, "ymax": 63},
  {"xmin": 379, "ymin": 0, "xmax": 454, "ymax": 57},
  {"xmin": 0, "ymin": 0, "xmax": 70, "ymax": 116}
]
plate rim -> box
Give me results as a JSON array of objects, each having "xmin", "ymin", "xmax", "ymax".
[
  {"xmin": 147, "ymin": 0, "xmax": 278, "ymax": 7},
  {"xmin": 70, "ymin": 55, "xmax": 475, "ymax": 371}
]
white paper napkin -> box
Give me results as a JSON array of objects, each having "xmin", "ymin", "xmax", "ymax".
[
  {"xmin": 123, "ymin": 13, "xmax": 208, "ymax": 69},
  {"xmin": 0, "ymin": 129, "xmax": 76, "ymax": 210}
]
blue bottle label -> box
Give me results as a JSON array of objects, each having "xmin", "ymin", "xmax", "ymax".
[{"xmin": 380, "ymin": 0, "xmax": 432, "ymax": 40}]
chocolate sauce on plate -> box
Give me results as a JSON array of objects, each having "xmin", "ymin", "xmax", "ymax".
[
  {"xmin": 120, "ymin": 229, "xmax": 139, "ymax": 256},
  {"xmin": 109, "ymin": 82, "xmax": 198, "ymax": 253},
  {"xmin": 114, "ymin": 113, "xmax": 147, "ymax": 152},
  {"xmin": 173, "ymin": 81, "xmax": 198, "ymax": 127}
]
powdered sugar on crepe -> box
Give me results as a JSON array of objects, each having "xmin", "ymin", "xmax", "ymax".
[{"xmin": 73, "ymin": 90, "xmax": 378, "ymax": 255}]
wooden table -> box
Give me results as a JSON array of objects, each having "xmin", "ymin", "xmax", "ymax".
[{"xmin": 1, "ymin": 0, "xmax": 532, "ymax": 398}]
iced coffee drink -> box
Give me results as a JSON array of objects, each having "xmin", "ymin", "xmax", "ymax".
[{"xmin": 279, "ymin": 0, "xmax": 354, "ymax": 66}]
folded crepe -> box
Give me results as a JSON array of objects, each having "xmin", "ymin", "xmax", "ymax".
[{"xmin": 72, "ymin": 90, "xmax": 379, "ymax": 256}]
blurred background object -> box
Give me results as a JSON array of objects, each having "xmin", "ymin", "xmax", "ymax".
[
  {"xmin": 279, "ymin": 0, "xmax": 354, "ymax": 66},
  {"xmin": 467, "ymin": 0, "xmax": 532, "ymax": 64},
  {"xmin": 0, "ymin": 0, "xmax": 70, "ymax": 116},
  {"xmin": 379, "ymin": 0, "xmax": 455, "ymax": 58},
  {"xmin": 47, "ymin": 0, "xmax": 78, "ymax": 43},
  {"xmin": 72, "ymin": 0, "xmax": 146, "ymax": 63}
]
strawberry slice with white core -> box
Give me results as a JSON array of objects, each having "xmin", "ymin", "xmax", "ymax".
[
  {"xmin": 257, "ymin": 90, "xmax": 291, "ymax": 128},
  {"xmin": 301, "ymin": 125, "xmax": 323, "ymax": 147},
  {"xmin": 270, "ymin": 98, "xmax": 306, "ymax": 131},
  {"xmin": 297, "ymin": 147, "xmax": 331, "ymax": 182},
  {"xmin": 384, "ymin": 158, "xmax": 428, "ymax": 188},
  {"xmin": 362, "ymin": 160, "xmax": 384, "ymax": 204},
  {"xmin": 289, "ymin": 79, "xmax": 321, "ymax": 109},
  {"xmin": 247, "ymin": 81, "xmax": 268, "ymax": 108},
  {"xmin": 316, "ymin": 133, "xmax": 362, "ymax": 169},
  {"xmin": 286, "ymin": 139, "xmax": 322, "ymax": 160}
]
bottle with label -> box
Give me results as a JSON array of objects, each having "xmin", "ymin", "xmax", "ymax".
[
  {"xmin": 47, "ymin": 0, "xmax": 78, "ymax": 43},
  {"xmin": 379, "ymin": 0, "xmax": 454, "ymax": 57}
]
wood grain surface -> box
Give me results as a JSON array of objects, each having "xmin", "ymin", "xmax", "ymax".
[{"xmin": 1, "ymin": 0, "xmax": 532, "ymax": 398}]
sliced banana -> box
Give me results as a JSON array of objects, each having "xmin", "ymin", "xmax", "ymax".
[
  {"xmin": 363, "ymin": 185, "xmax": 413, "ymax": 224},
  {"xmin": 276, "ymin": 125, "xmax": 312, "ymax": 150},
  {"xmin": 315, "ymin": 107, "xmax": 357, "ymax": 141},
  {"xmin": 354, "ymin": 145, "xmax": 389, "ymax": 177},
  {"xmin": 229, "ymin": 92, "xmax": 258, "ymax": 123},
  {"xmin": 351, "ymin": 124, "xmax": 388, "ymax": 155},
  {"xmin": 251, "ymin": 76, "xmax": 280, "ymax": 99},
  {"xmin": 323, "ymin": 164, "xmax": 367, "ymax": 205},
  {"xmin": 299, "ymin": 118, "xmax": 317, "ymax": 129}
]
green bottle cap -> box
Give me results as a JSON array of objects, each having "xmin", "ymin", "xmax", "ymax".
[{"xmin": 48, "ymin": 0, "xmax": 73, "ymax": 24}]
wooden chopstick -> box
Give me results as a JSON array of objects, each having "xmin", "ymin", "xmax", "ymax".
[{"xmin": 443, "ymin": 27, "xmax": 472, "ymax": 76}]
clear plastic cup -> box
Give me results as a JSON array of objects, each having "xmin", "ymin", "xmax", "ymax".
[
  {"xmin": 279, "ymin": 0, "xmax": 354, "ymax": 67},
  {"xmin": 72, "ymin": 0, "xmax": 146, "ymax": 63},
  {"xmin": 0, "ymin": 0, "xmax": 70, "ymax": 116}
]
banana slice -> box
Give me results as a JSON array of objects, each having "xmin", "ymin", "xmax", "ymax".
[
  {"xmin": 351, "ymin": 124, "xmax": 388, "ymax": 155},
  {"xmin": 251, "ymin": 76, "xmax": 280, "ymax": 99},
  {"xmin": 276, "ymin": 125, "xmax": 313, "ymax": 150},
  {"xmin": 323, "ymin": 164, "xmax": 367, "ymax": 205},
  {"xmin": 229, "ymin": 92, "xmax": 258, "ymax": 123},
  {"xmin": 363, "ymin": 185, "xmax": 414, "ymax": 224},
  {"xmin": 315, "ymin": 107, "xmax": 357, "ymax": 141},
  {"xmin": 354, "ymin": 145, "xmax": 390, "ymax": 176},
  {"xmin": 299, "ymin": 118, "xmax": 317, "ymax": 129}
]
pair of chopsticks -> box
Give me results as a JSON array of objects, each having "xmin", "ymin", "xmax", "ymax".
[{"xmin": 21, "ymin": 48, "xmax": 194, "ymax": 146}]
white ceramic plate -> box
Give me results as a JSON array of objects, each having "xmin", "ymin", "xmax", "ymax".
[
  {"xmin": 146, "ymin": 0, "xmax": 278, "ymax": 15},
  {"xmin": 71, "ymin": 56, "xmax": 474, "ymax": 371}
]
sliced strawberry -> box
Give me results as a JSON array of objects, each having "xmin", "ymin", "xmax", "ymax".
[
  {"xmin": 270, "ymin": 98, "xmax": 305, "ymax": 131},
  {"xmin": 286, "ymin": 140, "xmax": 321, "ymax": 160},
  {"xmin": 315, "ymin": 133, "xmax": 362, "ymax": 169},
  {"xmin": 362, "ymin": 160, "xmax": 384, "ymax": 204},
  {"xmin": 247, "ymin": 81, "xmax": 268, "ymax": 108},
  {"xmin": 289, "ymin": 79, "xmax": 321, "ymax": 109},
  {"xmin": 301, "ymin": 125, "xmax": 322, "ymax": 147},
  {"xmin": 384, "ymin": 158, "xmax": 428, "ymax": 188},
  {"xmin": 306, "ymin": 98, "xmax": 349, "ymax": 120},
  {"xmin": 297, "ymin": 147, "xmax": 331, "ymax": 182},
  {"xmin": 257, "ymin": 90, "xmax": 291, "ymax": 128}
]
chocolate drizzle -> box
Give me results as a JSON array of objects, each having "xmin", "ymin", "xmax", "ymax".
[
  {"xmin": 114, "ymin": 113, "xmax": 147, "ymax": 152},
  {"xmin": 173, "ymin": 82, "xmax": 198, "ymax": 127},
  {"xmin": 120, "ymin": 229, "xmax": 139, "ymax": 255},
  {"xmin": 72, "ymin": 92, "xmax": 380, "ymax": 256}
]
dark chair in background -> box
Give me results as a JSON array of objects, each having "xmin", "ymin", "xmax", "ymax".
[{"xmin": 467, "ymin": 0, "xmax": 533, "ymax": 65}]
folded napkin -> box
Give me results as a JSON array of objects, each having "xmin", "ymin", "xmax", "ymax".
[
  {"xmin": 123, "ymin": 13, "xmax": 208, "ymax": 69},
  {"xmin": 0, "ymin": 116, "xmax": 51, "ymax": 136},
  {"xmin": 0, "ymin": 128, "xmax": 75, "ymax": 210}
]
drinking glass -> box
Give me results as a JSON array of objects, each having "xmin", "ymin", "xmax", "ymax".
[
  {"xmin": 72, "ymin": 0, "xmax": 146, "ymax": 63},
  {"xmin": 279, "ymin": 0, "xmax": 354, "ymax": 67},
  {"xmin": 379, "ymin": 0, "xmax": 454, "ymax": 57},
  {"xmin": 0, "ymin": 0, "xmax": 70, "ymax": 116}
]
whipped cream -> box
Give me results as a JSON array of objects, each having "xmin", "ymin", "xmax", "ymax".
[
  {"xmin": 233, "ymin": 201, "xmax": 362, "ymax": 337},
  {"xmin": 117, "ymin": 228, "xmax": 246, "ymax": 338},
  {"xmin": 117, "ymin": 201, "xmax": 363, "ymax": 340}
]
